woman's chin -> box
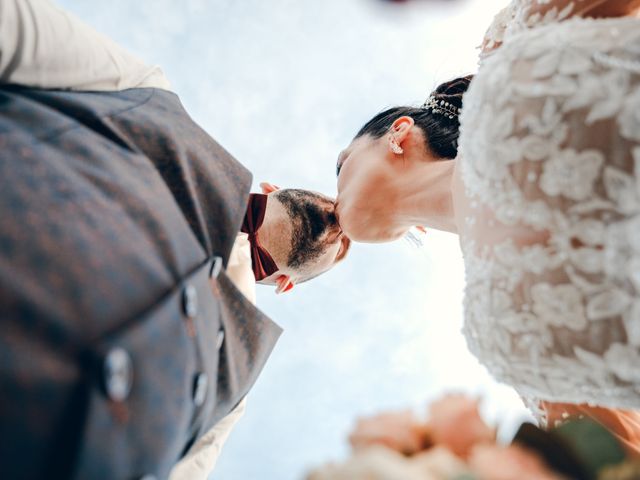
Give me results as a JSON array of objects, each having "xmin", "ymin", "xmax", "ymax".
[
  {"xmin": 337, "ymin": 201, "xmax": 406, "ymax": 243},
  {"xmin": 343, "ymin": 221, "xmax": 407, "ymax": 244},
  {"xmin": 371, "ymin": 228, "xmax": 409, "ymax": 244}
]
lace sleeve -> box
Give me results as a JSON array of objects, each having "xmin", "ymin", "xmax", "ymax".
[
  {"xmin": 458, "ymin": 17, "xmax": 640, "ymax": 408},
  {"xmin": 479, "ymin": 5, "xmax": 515, "ymax": 57},
  {"xmin": 480, "ymin": 0, "xmax": 638, "ymax": 59}
]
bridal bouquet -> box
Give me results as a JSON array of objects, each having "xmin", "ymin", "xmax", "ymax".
[{"xmin": 306, "ymin": 395, "xmax": 640, "ymax": 480}]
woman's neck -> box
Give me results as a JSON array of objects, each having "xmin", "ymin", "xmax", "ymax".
[{"xmin": 391, "ymin": 158, "xmax": 457, "ymax": 234}]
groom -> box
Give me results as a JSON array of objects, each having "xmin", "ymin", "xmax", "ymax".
[
  {"xmin": 170, "ymin": 182, "xmax": 350, "ymax": 479},
  {"xmin": 0, "ymin": 1, "xmax": 349, "ymax": 479}
]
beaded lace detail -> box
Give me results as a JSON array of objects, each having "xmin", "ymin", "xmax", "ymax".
[{"xmin": 458, "ymin": 8, "xmax": 640, "ymax": 410}]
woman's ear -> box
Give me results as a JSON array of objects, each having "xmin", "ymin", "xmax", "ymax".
[
  {"xmin": 275, "ymin": 275, "xmax": 294, "ymax": 294},
  {"xmin": 390, "ymin": 116, "xmax": 415, "ymax": 143},
  {"xmin": 260, "ymin": 182, "xmax": 280, "ymax": 194}
]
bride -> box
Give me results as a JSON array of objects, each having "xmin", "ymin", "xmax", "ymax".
[{"xmin": 335, "ymin": 0, "xmax": 640, "ymax": 451}]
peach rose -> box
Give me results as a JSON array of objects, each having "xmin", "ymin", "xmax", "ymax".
[
  {"xmin": 348, "ymin": 410, "xmax": 430, "ymax": 455},
  {"xmin": 468, "ymin": 444, "xmax": 564, "ymax": 480},
  {"xmin": 306, "ymin": 445, "xmax": 427, "ymax": 480},
  {"xmin": 411, "ymin": 446, "xmax": 472, "ymax": 478},
  {"xmin": 427, "ymin": 394, "xmax": 496, "ymax": 458}
]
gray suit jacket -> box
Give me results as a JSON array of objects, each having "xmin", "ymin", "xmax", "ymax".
[{"xmin": 0, "ymin": 86, "xmax": 282, "ymax": 480}]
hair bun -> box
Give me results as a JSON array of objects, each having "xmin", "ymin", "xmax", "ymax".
[
  {"xmin": 433, "ymin": 75, "xmax": 473, "ymax": 109},
  {"xmin": 355, "ymin": 74, "xmax": 474, "ymax": 161}
]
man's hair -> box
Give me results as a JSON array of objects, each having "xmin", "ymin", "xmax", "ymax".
[{"xmin": 273, "ymin": 189, "xmax": 341, "ymax": 269}]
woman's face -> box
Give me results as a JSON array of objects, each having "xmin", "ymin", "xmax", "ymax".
[{"xmin": 336, "ymin": 134, "xmax": 411, "ymax": 243}]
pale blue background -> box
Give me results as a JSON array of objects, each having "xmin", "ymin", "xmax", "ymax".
[{"xmin": 57, "ymin": 1, "xmax": 530, "ymax": 479}]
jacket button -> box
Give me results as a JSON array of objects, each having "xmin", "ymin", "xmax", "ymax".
[
  {"xmin": 192, "ymin": 372, "xmax": 208, "ymax": 407},
  {"xmin": 103, "ymin": 347, "xmax": 133, "ymax": 402},
  {"xmin": 216, "ymin": 328, "xmax": 225, "ymax": 350},
  {"xmin": 182, "ymin": 285, "xmax": 198, "ymax": 319},
  {"xmin": 209, "ymin": 255, "xmax": 223, "ymax": 279}
]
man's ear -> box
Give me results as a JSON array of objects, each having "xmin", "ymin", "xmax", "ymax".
[
  {"xmin": 260, "ymin": 182, "xmax": 280, "ymax": 195},
  {"xmin": 390, "ymin": 116, "xmax": 415, "ymax": 144},
  {"xmin": 275, "ymin": 275, "xmax": 294, "ymax": 294}
]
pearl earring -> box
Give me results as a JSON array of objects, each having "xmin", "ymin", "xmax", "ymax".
[{"xmin": 389, "ymin": 139, "xmax": 403, "ymax": 155}]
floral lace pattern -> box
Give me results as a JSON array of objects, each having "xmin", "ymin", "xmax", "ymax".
[
  {"xmin": 480, "ymin": 0, "xmax": 613, "ymax": 60},
  {"xmin": 458, "ymin": 15, "xmax": 640, "ymax": 409}
]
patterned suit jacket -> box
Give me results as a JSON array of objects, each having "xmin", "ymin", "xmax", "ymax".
[{"xmin": 0, "ymin": 86, "xmax": 282, "ymax": 480}]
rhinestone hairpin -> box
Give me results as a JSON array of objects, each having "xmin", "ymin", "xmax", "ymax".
[{"xmin": 422, "ymin": 95, "xmax": 461, "ymax": 119}]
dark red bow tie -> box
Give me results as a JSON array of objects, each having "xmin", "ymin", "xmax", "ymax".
[{"xmin": 241, "ymin": 193, "xmax": 279, "ymax": 281}]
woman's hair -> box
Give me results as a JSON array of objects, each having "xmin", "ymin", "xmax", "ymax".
[{"xmin": 355, "ymin": 75, "xmax": 473, "ymax": 159}]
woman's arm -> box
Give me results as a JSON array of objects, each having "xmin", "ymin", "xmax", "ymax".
[
  {"xmin": 527, "ymin": 0, "xmax": 640, "ymax": 19},
  {"xmin": 0, "ymin": 0, "xmax": 170, "ymax": 91},
  {"xmin": 540, "ymin": 401, "xmax": 640, "ymax": 458},
  {"xmin": 481, "ymin": 0, "xmax": 640, "ymax": 57}
]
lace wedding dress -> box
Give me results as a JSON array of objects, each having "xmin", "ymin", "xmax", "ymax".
[{"xmin": 455, "ymin": 0, "xmax": 640, "ymax": 412}]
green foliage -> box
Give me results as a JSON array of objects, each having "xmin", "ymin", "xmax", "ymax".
[
  {"xmin": 513, "ymin": 419, "xmax": 628, "ymax": 480},
  {"xmin": 598, "ymin": 460, "xmax": 640, "ymax": 480},
  {"xmin": 554, "ymin": 420, "xmax": 626, "ymax": 479}
]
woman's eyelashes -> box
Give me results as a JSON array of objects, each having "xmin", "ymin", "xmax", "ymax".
[{"xmin": 336, "ymin": 151, "xmax": 347, "ymax": 177}]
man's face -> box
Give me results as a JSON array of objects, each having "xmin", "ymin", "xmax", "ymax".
[
  {"xmin": 286, "ymin": 226, "xmax": 350, "ymax": 284},
  {"xmin": 259, "ymin": 231, "xmax": 350, "ymax": 287},
  {"xmin": 258, "ymin": 188, "xmax": 351, "ymax": 289}
]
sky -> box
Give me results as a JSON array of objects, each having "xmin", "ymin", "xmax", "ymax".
[{"xmin": 56, "ymin": 0, "xmax": 532, "ymax": 479}]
